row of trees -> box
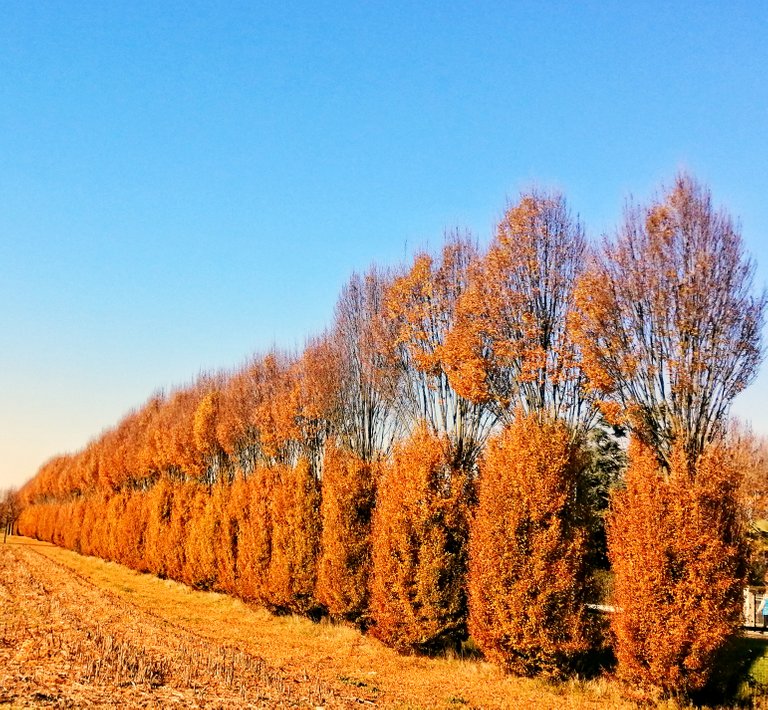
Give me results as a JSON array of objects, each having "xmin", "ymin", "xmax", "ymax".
[
  {"xmin": 1, "ymin": 488, "xmax": 21, "ymax": 542},
  {"xmin": 18, "ymin": 174, "xmax": 766, "ymax": 698}
]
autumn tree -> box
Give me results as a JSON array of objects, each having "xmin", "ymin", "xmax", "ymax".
[
  {"xmin": 132, "ymin": 392, "xmax": 165, "ymax": 485},
  {"xmin": 380, "ymin": 243, "xmax": 488, "ymax": 649},
  {"xmin": 437, "ymin": 193, "xmax": 601, "ymax": 677},
  {"xmin": 164, "ymin": 482, "xmax": 196, "ymax": 581},
  {"xmin": 103, "ymin": 487, "xmax": 145, "ymax": 569},
  {"xmin": 210, "ymin": 478, "xmax": 238, "ymax": 594},
  {"xmin": 143, "ymin": 477, "xmax": 174, "ymax": 578},
  {"xmin": 572, "ymin": 175, "xmax": 762, "ymax": 696},
  {"xmin": 78, "ymin": 491, "xmax": 105, "ymax": 558},
  {"xmin": 267, "ymin": 458, "xmax": 322, "ymax": 614},
  {"xmin": 608, "ymin": 439, "xmax": 746, "ymax": 696},
  {"xmin": 115, "ymin": 488, "xmax": 149, "ymax": 571},
  {"xmin": 97, "ymin": 419, "xmax": 133, "ymax": 491},
  {"xmin": 61, "ymin": 497, "xmax": 86, "ymax": 553},
  {"xmin": 445, "ymin": 190, "xmax": 595, "ymax": 432},
  {"xmin": 1, "ymin": 488, "xmax": 21, "ymax": 542},
  {"xmin": 733, "ymin": 425, "xmax": 768, "ymax": 523},
  {"xmin": 469, "ymin": 413, "xmax": 596, "ymax": 677},
  {"xmin": 18, "ymin": 501, "xmax": 43, "ymax": 541},
  {"xmin": 329, "ymin": 267, "xmax": 400, "ymax": 459},
  {"xmin": 184, "ymin": 484, "xmax": 219, "ymax": 589},
  {"xmin": 386, "ymin": 234, "xmax": 494, "ymax": 469},
  {"xmin": 216, "ymin": 359, "xmax": 268, "ymax": 475},
  {"xmin": 316, "ymin": 441, "xmax": 378, "ymax": 622},
  {"xmin": 236, "ymin": 464, "xmax": 276, "ymax": 603},
  {"xmin": 572, "ymin": 174, "xmax": 765, "ymax": 467},
  {"xmin": 150, "ymin": 386, "xmax": 209, "ymax": 483},
  {"xmin": 370, "ymin": 424, "xmax": 470, "ymax": 652},
  {"xmin": 84, "ymin": 441, "xmax": 104, "ymax": 490},
  {"xmin": 317, "ymin": 268, "xmax": 397, "ymax": 623},
  {"xmin": 193, "ymin": 384, "xmax": 228, "ymax": 485},
  {"xmin": 253, "ymin": 352, "xmax": 301, "ymax": 466},
  {"xmin": 83, "ymin": 491, "xmax": 114, "ymax": 559},
  {"xmin": 730, "ymin": 424, "xmax": 768, "ymax": 582},
  {"xmin": 103, "ymin": 491, "xmax": 130, "ymax": 563}
]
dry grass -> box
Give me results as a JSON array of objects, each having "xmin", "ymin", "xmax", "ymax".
[
  {"xmin": 0, "ymin": 537, "xmax": 341, "ymax": 707},
  {"xmin": 0, "ymin": 535, "xmax": 716, "ymax": 708}
]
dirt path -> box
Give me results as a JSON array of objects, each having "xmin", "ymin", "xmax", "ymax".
[{"xmin": 3, "ymin": 537, "xmax": 631, "ymax": 708}]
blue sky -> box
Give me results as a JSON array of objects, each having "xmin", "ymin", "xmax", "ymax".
[{"xmin": 1, "ymin": 2, "xmax": 767, "ymax": 488}]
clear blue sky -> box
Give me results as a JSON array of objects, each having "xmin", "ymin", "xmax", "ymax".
[{"xmin": 1, "ymin": 2, "xmax": 767, "ymax": 489}]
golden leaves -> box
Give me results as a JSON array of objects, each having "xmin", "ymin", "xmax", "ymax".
[
  {"xmin": 608, "ymin": 438, "xmax": 746, "ymax": 694},
  {"xmin": 316, "ymin": 442, "xmax": 377, "ymax": 621},
  {"xmin": 468, "ymin": 413, "xmax": 595, "ymax": 677},
  {"xmin": 447, "ymin": 190, "xmax": 591, "ymax": 428},
  {"xmin": 370, "ymin": 423, "xmax": 469, "ymax": 653},
  {"xmin": 572, "ymin": 173, "xmax": 764, "ymax": 466}
]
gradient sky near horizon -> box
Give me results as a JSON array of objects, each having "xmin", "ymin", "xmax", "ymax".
[{"xmin": 2, "ymin": 2, "xmax": 767, "ymax": 490}]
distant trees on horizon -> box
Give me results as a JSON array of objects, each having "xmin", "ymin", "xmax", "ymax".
[{"xmin": 16, "ymin": 173, "xmax": 766, "ymax": 700}]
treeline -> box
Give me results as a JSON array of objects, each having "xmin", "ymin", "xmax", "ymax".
[
  {"xmin": 1, "ymin": 488, "xmax": 21, "ymax": 542},
  {"xmin": 18, "ymin": 175, "xmax": 766, "ymax": 698}
]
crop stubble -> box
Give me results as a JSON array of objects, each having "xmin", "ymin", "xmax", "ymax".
[{"xmin": 0, "ymin": 540, "xmax": 342, "ymax": 708}]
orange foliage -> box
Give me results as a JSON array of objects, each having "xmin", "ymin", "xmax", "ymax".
[
  {"xmin": 730, "ymin": 427, "xmax": 768, "ymax": 583},
  {"xmin": 216, "ymin": 364, "xmax": 261, "ymax": 470},
  {"xmin": 104, "ymin": 492, "xmax": 129, "ymax": 563},
  {"xmin": 164, "ymin": 389, "xmax": 208, "ymax": 481},
  {"xmin": 16, "ymin": 506, "xmax": 35, "ymax": 539},
  {"xmin": 209, "ymin": 479, "xmax": 238, "ymax": 594},
  {"xmin": 23, "ymin": 501, "xmax": 48, "ymax": 542},
  {"xmin": 254, "ymin": 353, "xmax": 300, "ymax": 464},
  {"xmin": 78, "ymin": 491, "xmax": 107, "ymax": 558},
  {"xmin": 293, "ymin": 336, "xmax": 338, "ymax": 459},
  {"xmin": 468, "ymin": 413, "xmax": 596, "ymax": 677},
  {"xmin": 571, "ymin": 175, "xmax": 765, "ymax": 465},
  {"xmin": 183, "ymin": 485, "xmax": 219, "ymax": 589},
  {"xmin": 131, "ymin": 394, "xmax": 164, "ymax": 481},
  {"xmin": 163, "ymin": 482, "xmax": 194, "ymax": 581},
  {"xmin": 370, "ymin": 424, "xmax": 470, "ymax": 652},
  {"xmin": 143, "ymin": 478, "xmax": 173, "ymax": 578},
  {"xmin": 386, "ymin": 235, "xmax": 492, "ymax": 469},
  {"xmin": 608, "ymin": 438, "xmax": 746, "ymax": 696},
  {"xmin": 444, "ymin": 191, "xmax": 590, "ymax": 429},
  {"xmin": 193, "ymin": 388, "xmax": 227, "ymax": 484},
  {"xmin": 98, "ymin": 425, "xmax": 131, "ymax": 492},
  {"xmin": 316, "ymin": 441, "xmax": 378, "ymax": 622},
  {"xmin": 235, "ymin": 466, "xmax": 275, "ymax": 603},
  {"xmin": 119, "ymin": 490, "xmax": 149, "ymax": 572},
  {"xmin": 732, "ymin": 426, "xmax": 768, "ymax": 523},
  {"xmin": 115, "ymin": 489, "xmax": 149, "ymax": 571},
  {"xmin": 81, "ymin": 491, "xmax": 114, "ymax": 560},
  {"xmin": 60, "ymin": 497, "xmax": 86, "ymax": 554},
  {"xmin": 267, "ymin": 458, "xmax": 322, "ymax": 615}
]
